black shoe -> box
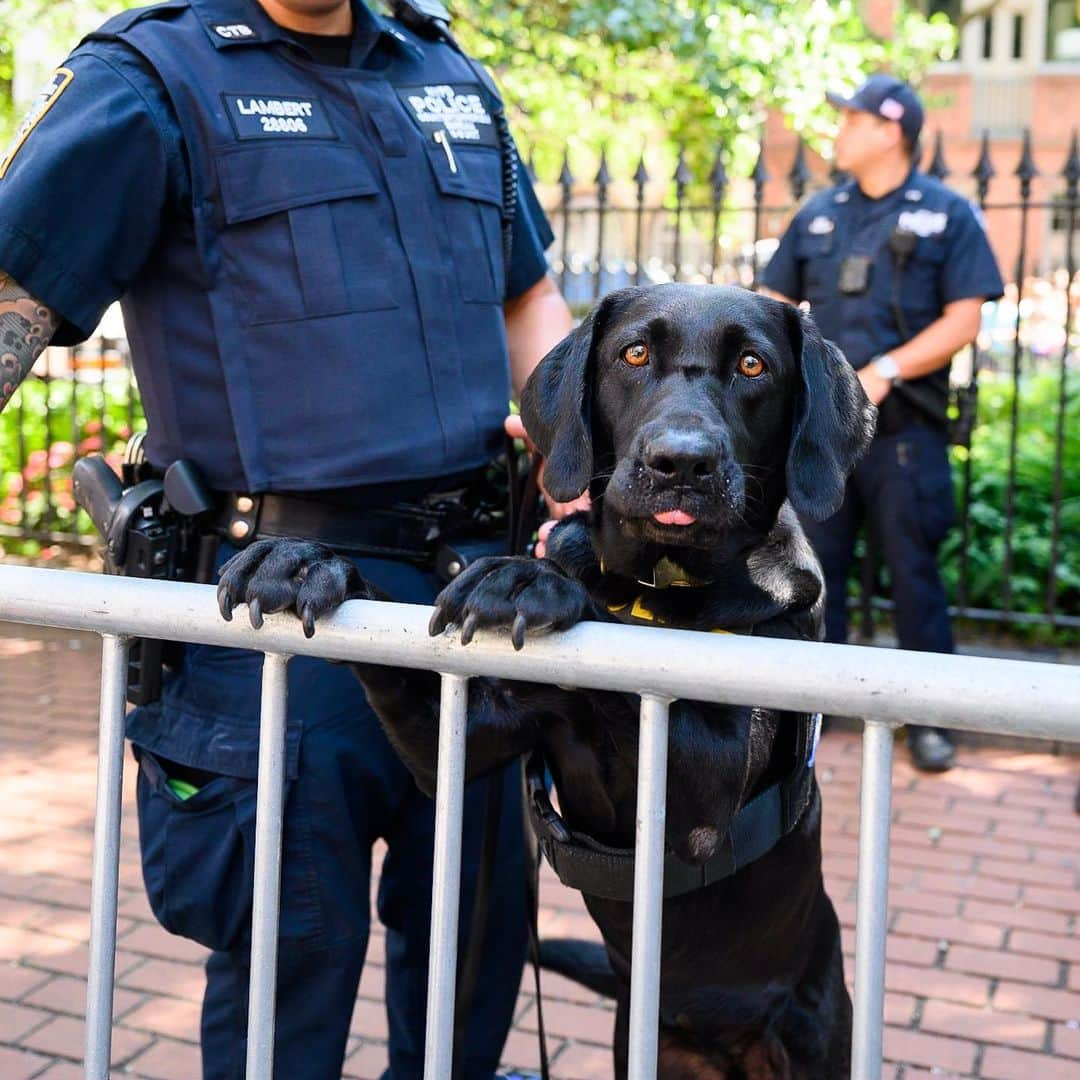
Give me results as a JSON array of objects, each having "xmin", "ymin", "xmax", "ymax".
[{"xmin": 908, "ymin": 726, "xmax": 956, "ymax": 773}]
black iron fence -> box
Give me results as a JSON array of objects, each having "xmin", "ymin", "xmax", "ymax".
[{"xmin": 1, "ymin": 130, "xmax": 1077, "ymax": 635}]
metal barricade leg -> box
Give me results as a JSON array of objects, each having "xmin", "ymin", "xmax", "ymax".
[
  {"xmin": 628, "ymin": 693, "xmax": 671, "ymax": 1080},
  {"xmin": 851, "ymin": 720, "xmax": 895, "ymax": 1080},
  {"xmin": 84, "ymin": 634, "xmax": 130, "ymax": 1080},
  {"xmin": 424, "ymin": 674, "xmax": 470, "ymax": 1080},
  {"xmin": 245, "ymin": 653, "xmax": 291, "ymax": 1080}
]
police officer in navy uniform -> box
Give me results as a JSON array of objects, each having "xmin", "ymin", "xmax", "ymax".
[
  {"xmin": 0, "ymin": 1, "xmax": 574, "ymax": 1076},
  {"xmin": 763, "ymin": 75, "xmax": 1004, "ymax": 773}
]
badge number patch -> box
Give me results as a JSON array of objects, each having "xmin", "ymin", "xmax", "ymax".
[
  {"xmin": 396, "ymin": 84, "xmax": 499, "ymax": 149},
  {"xmin": 223, "ymin": 94, "xmax": 336, "ymax": 140},
  {"xmin": 0, "ymin": 68, "xmax": 74, "ymax": 180}
]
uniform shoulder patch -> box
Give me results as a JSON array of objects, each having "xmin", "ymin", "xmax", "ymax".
[{"xmin": 0, "ymin": 68, "xmax": 74, "ymax": 180}]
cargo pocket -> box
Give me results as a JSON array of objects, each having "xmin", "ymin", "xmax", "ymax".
[
  {"xmin": 136, "ymin": 747, "xmax": 264, "ymax": 952},
  {"xmin": 426, "ymin": 141, "xmax": 505, "ymax": 303},
  {"xmin": 215, "ymin": 142, "xmax": 399, "ymax": 324},
  {"xmin": 911, "ymin": 435, "xmax": 956, "ymax": 549}
]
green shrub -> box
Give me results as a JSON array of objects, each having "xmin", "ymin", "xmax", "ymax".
[
  {"xmin": 0, "ymin": 372, "xmax": 142, "ymax": 556},
  {"xmin": 942, "ymin": 369, "xmax": 1080, "ymax": 624}
]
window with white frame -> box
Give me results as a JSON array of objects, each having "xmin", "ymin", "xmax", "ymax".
[{"xmin": 947, "ymin": 0, "xmax": 1080, "ymax": 66}]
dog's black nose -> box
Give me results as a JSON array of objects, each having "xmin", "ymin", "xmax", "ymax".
[{"xmin": 642, "ymin": 430, "xmax": 720, "ymax": 486}]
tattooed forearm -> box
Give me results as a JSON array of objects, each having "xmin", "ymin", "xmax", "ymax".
[{"xmin": 0, "ymin": 271, "xmax": 60, "ymax": 413}]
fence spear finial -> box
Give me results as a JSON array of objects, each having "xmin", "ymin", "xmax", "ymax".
[
  {"xmin": 1014, "ymin": 128, "xmax": 1038, "ymax": 200},
  {"xmin": 927, "ymin": 130, "xmax": 949, "ymax": 181},
  {"xmin": 751, "ymin": 137, "xmax": 769, "ymax": 199},
  {"xmin": 559, "ymin": 149, "xmax": 575, "ymax": 194},
  {"xmin": 788, "ymin": 136, "xmax": 809, "ymax": 201},
  {"xmin": 973, "ymin": 130, "xmax": 995, "ymax": 204},
  {"xmin": 710, "ymin": 147, "xmax": 728, "ymax": 203},
  {"xmin": 673, "ymin": 146, "xmax": 692, "ymax": 193},
  {"xmin": 595, "ymin": 146, "xmax": 611, "ymax": 194},
  {"xmin": 634, "ymin": 148, "xmax": 650, "ymax": 191},
  {"xmin": 1063, "ymin": 129, "xmax": 1080, "ymax": 200}
]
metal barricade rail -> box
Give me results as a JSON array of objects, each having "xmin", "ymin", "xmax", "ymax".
[{"xmin": 2, "ymin": 564, "xmax": 1079, "ymax": 1080}]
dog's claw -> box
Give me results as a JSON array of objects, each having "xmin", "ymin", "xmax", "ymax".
[
  {"xmin": 511, "ymin": 612, "xmax": 528, "ymax": 652},
  {"xmin": 428, "ymin": 606, "xmax": 447, "ymax": 638},
  {"xmin": 248, "ymin": 597, "xmax": 263, "ymax": 630},
  {"xmin": 301, "ymin": 604, "xmax": 316, "ymax": 639},
  {"xmin": 460, "ymin": 612, "xmax": 479, "ymax": 646},
  {"xmin": 218, "ymin": 588, "xmax": 234, "ymax": 622}
]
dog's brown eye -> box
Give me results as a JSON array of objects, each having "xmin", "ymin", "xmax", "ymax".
[
  {"xmin": 738, "ymin": 353, "xmax": 765, "ymax": 378},
  {"xmin": 623, "ymin": 343, "xmax": 649, "ymax": 367}
]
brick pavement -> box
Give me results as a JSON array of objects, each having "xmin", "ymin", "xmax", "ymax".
[{"xmin": 0, "ymin": 621, "xmax": 1078, "ymax": 1079}]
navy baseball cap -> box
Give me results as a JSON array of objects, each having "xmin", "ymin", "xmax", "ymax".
[{"xmin": 827, "ymin": 73, "xmax": 924, "ymax": 142}]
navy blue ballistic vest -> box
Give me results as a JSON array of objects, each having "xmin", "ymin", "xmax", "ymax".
[{"xmin": 90, "ymin": 1, "xmax": 511, "ymax": 492}]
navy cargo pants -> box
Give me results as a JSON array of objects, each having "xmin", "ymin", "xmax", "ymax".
[
  {"xmin": 800, "ymin": 422, "xmax": 956, "ymax": 654},
  {"xmin": 128, "ymin": 546, "xmax": 527, "ymax": 1080}
]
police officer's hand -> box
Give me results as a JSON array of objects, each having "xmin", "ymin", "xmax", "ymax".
[
  {"xmin": 504, "ymin": 414, "xmax": 592, "ymax": 549},
  {"xmin": 857, "ymin": 365, "xmax": 893, "ymax": 406}
]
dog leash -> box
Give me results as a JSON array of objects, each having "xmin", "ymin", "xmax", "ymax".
[
  {"xmin": 454, "ymin": 442, "xmax": 548, "ymax": 1079},
  {"xmin": 523, "ymin": 754, "xmax": 553, "ymax": 1080}
]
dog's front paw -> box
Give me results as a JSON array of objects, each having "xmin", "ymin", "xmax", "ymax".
[
  {"xmin": 217, "ymin": 538, "xmax": 374, "ymax": 638},
  {"xmin": 429, "ymin": 556, "xmax": 593, "ymax": 651}
]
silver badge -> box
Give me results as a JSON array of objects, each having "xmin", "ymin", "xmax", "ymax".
[
  {"xmin": 807, "ymin": 215, "xmax": 835, "ymax": 235},
  {"xmin": 897, "ymin": 209, "xmax": 948, "ymax": 238}
]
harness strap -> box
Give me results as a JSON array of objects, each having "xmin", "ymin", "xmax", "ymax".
[{"xmin": 525, "ymin": 757, "xmax": 794, "ymax": 903}]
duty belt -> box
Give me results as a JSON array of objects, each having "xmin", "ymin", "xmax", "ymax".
[{"xmin": 212, "ymin": 491, "xmax": 469, "ymax": 563}]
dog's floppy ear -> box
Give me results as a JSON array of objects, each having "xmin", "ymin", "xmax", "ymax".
[
  {"xmin": 786, "ymin": 306, "xmax": 877, "ymax": 520},
  {"xmin": 520, "ymin": 291, "xmax": 628, "ymax": 503}
]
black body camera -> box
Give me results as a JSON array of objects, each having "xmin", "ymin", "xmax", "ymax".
[{"xmin": 838, "ymin": 253, "xmax": 873, "ymax": 295}]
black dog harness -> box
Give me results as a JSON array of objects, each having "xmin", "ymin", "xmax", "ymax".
[{"xmin": 525, "ymin": 579, "xmax": 822, "ymax": 902}]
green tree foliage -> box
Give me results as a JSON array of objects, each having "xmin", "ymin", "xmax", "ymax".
[
  {"xmin": 451, "ymin": 0, "xmax": 957, "ymax": 179},
  {"xmin": 0, "ymin": 1, "xmax": 140, "ymax": 135},
  {"xmin": 0, "ymin": 1, "xmax": 955, "ymax": 177}
]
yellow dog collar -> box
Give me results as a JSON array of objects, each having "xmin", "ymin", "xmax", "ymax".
[{"xmin": 607, "ymin": 593, "xmax": 732, "ymax": 633}]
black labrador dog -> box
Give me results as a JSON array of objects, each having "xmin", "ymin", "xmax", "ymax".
[{"xmin": 218, "ymin": 285, "xmax": 875, "ymax": 1078}]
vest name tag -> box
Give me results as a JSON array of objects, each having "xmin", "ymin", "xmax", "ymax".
[
  {"xmin": 396, "ymin": 84, "xmax": 499, "ymax": 149},
  {"xmin": 224, "ymin": 93, "xmax": 336, "ymax": 139}
]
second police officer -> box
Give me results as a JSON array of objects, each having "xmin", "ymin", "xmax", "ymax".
[
  {"xmin": 0, "ymin": 0, "xmax": 574, "ymax": 1076},
  {"xmin": 763, "ymin": 75, "xmax": 1005, "ymax": 773}
]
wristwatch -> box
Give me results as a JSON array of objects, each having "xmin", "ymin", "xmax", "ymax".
[{"xmin": 872, "ymin": 353, "xmax": 902, "ymax": 384}]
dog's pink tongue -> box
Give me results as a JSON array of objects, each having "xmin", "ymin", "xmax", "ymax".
[{"xmin": 653, "ymin": 509, "xmax": 697, "ymax": 526}]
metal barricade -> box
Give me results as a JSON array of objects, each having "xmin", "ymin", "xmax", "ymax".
[{"xmin": 2, "ymin": 564, "xmax": 1079, "ymax": 1080}]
